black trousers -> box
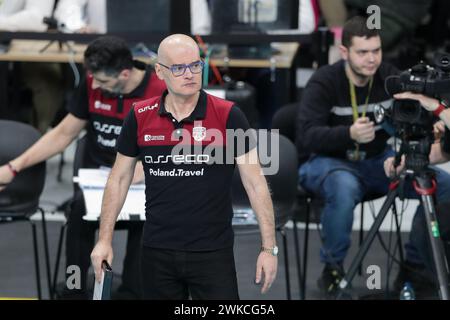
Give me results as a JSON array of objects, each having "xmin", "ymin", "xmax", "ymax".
[
  {"xmin": 64, "ymin": 190, "xmax": 143, "ymax": 298},
  {"xmin": 141, "ymin": 246, "xmax": 239, "ymax": 300}
]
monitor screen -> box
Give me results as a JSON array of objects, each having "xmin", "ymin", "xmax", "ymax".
[
  {"xmin": 106, "ymin": 0, "xmax": 170, "ymax": 33},
  {"xmin": 211, "ymin": 0, "xmax": 298, "ymax": 59},
  {"xmin": 211, "ymin": 0, "xmax": 297, "ymax": 34}
]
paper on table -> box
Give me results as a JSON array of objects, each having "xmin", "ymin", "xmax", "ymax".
[
  {"xmin": 75, "ymin": 168, "xmax": 146, "ymax": 221},
  {"xmin": 75, "ymin": 168, "xmax": 145, "ymax": 190}
]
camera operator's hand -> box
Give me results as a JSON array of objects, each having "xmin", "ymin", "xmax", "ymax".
[
  {"xmin": 394, "ymin": 92, "xmax": 450, "ymax": 131},
  {"xmin": 434, "ymin": 121, "xmax": 446, "ymax": 141},
  {"xmin": 384, "ymin": 155, "xmax": 405, "ymax": 178},
  {"xmin": 350, "ymin": 117, "xmax": 375, "ymax": 144},
  {"xmin": 429, "ymin": 142, "xmax": 449, "ymax": 164},
  {"xmin": 393, "ymin": 92, "xmax": 439, "ymax": 112}
]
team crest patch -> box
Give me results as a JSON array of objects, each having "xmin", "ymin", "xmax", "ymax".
[{"xmin": 193, "ymin": 126, "xmax": 206, "ymax": 141}]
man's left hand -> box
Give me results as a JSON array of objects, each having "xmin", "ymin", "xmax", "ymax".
[{"xmin": 255, "ymin": 252, "xmax": 277, "ymax": 294}]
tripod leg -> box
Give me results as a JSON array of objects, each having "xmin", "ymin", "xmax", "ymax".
[
  {"xmin": 337, "ymin": 188, "xmax": 398, "ymax": 297},
  {"xmin": 420, "ymin": 194, "xmax": 450, "ymax": 300},
  {"xmin": 358, "ymin": 202, "xmax": 364, "ymax": 276},
  {"xmin": 392, "ymin": 204, "xmax": 405, "ymax": 264},
  {"xmin": 40, "ymin": 41, "xmax": 55, "ymax": 53}
]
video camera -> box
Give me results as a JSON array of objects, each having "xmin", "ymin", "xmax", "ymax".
[
  {"xmin": 386, "ymin": 52, "xmax": 450, "ymax": 96},
  {"xmin": 374, "ymin": 52, "xmax": 450, "ymax": 171},
  {"xmin": 375, "ymin": 53, "xmax": 450, "ymax": 139}
]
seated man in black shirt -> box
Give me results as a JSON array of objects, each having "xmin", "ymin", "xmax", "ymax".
[{"xmin": 296, "ymin": 16, "xmax": 450, "ymax": 298}]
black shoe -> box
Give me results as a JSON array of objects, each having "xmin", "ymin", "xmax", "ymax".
[
  {"xmin": 317, "ymin": 264, "xmax": 345, "ymax": 299},
  {"xmin": 393, "ymin": 261, "xmax": 438, "ymax": 299}
]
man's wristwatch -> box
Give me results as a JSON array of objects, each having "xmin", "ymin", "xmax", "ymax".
[{"xmin": 261, "ymin": 246, "xmax": 279, "ymax": 256}]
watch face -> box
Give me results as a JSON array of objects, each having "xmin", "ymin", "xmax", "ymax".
[{"xmin": 273, "ymin": 246, "xmax": 279, "ymax": 256}]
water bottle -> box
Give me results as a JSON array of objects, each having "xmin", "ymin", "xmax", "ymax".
[{"xmin": 400, "ymin": 282, "xmax": 415, "ymax": 300}]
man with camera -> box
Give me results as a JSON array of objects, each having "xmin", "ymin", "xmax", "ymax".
[{"xmin": 296, "ymin": 15, "xmax": 450, "ymax": 298}]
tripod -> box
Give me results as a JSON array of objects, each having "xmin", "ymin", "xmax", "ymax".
[
  {"xmin": 336, "ymin": 152, "xmax": 450, "ymax": 300},
  {"xmin": 40, "ymin": 36, "xmax": 75, "ymax": 54}
]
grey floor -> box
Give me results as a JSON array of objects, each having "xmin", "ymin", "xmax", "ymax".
[{"xmin": 0, "ymin": 143, "xmax": 418, "ymax": 300}]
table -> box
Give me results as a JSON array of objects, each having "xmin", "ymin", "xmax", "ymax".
[
  {"xmin": 0, "ymin": 40, "xmax": 86, "ymax": 63},
  {"xmin": 0, "ymin": 40, "xmax": 298, "ymax": 68},
  {"xmin": 209, "ymin": 42, "xmax": 299, "ymax": 69},
  {"xmin": 0, "ymin": 40, "xmax": 300, "ymax": 120},
  {"xmin": 0, "ymin": 40, "xmax": 156, "ymax": 64}
]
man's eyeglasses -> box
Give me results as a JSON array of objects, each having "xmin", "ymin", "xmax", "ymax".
[{"xmin": 158, "ymin": 60, "xmax": 204, "ymax": 77}]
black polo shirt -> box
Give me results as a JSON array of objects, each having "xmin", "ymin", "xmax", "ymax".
[{"xmin": 117, "ymin": 90, "xmax": 254, "ymax": 251}]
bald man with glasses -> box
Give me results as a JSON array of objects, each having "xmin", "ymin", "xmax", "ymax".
[
  {"xmin": 91, "ymin": 34, "xmax": 278, "ymax": 300},
  {"xmin": 0, "ymin": 36, "xmax": 167, "ymax": 299}
]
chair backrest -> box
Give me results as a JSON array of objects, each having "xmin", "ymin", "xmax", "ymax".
[
  {"xmin": 231, "ymin": 130, "xmax": 298, "ymax": 228},
  {"xmin": 271, "ymin": 103, "xmax": 298, "ymax": 143},
  {"xmin": 0, "ymin": 120, "xmax": 46, "ymax": 216},
  {"xmin": 73, "ymin": 134, "xmax": 88, "ymax": 177},
  {"xmin": 271, "ymin": 105, "xmax": 326, "ymax": 223}
]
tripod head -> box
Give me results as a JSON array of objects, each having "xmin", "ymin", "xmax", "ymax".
[{"xmin": 395, "ymin": 136, "xmax": 433, "ymax": 175}]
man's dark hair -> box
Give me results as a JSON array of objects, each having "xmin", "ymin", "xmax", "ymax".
[
  {"xmin": 342, "ymin": 16, "xmax": 379, "ymax": 48},
  {"xmin": 84, "ymin": 36, "xmax": 134, "ymax": 76}
]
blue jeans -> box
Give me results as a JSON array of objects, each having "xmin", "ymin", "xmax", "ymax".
[{"xmin": 299, "ymin": 148, "xmax": 450, "ymax": 269}]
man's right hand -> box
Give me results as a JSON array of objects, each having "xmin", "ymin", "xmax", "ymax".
[
  {"xmin": 91, "ymin": 241, "xmax": 114, "ymax": 283},
  {"xmin": 350, "ymin": 117, "xmax": 375, "ymax": 144},
  {"xmin": 0, "ymin": 164, "xmax": 15, "ymax": 192}
]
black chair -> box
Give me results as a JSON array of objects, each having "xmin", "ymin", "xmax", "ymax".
[
  {"xmin": 271, "ymin": 103, "xmax": 313, "ymax": 299},
  {"xmin": 0, "ymin": 120, "xmax": 50, "ymax": 299},
  {"xmin": 231, "ymin": 130, "xmax": 301, "ymax": 300},
  {"xmin": 271, "ymin": 103, "xmax": 386, "ymax": 299}
]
